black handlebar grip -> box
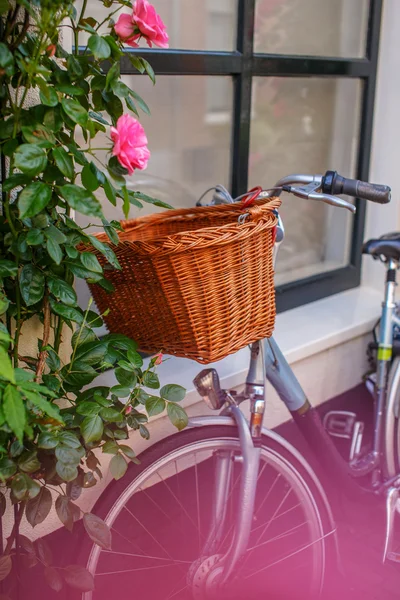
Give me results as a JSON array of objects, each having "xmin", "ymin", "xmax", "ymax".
[{"xmin": 322, "ymin": 170, "xmax": 391, "ymax": 204}]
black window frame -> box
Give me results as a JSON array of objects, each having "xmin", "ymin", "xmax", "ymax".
[{"xmin": 120, "ymin": 0, "xmax": 382, "ymax": 312}]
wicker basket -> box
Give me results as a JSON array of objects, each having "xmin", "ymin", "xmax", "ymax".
[{"xmin": 88, "ymin": 197, "xmax": 281, "ymax": 364}]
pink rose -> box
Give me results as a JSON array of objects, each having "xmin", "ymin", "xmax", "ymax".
[
  {"xmin": 125, "ymin": 405, "xmax": 132, "ymax": 415},
  {"xmin": 154, "ymin": 352, "xmax": 163, "ymax": 365},
  {"xmin": 114, "ymin": 0, "xmax": 169, "ymax": 49},
  {"xmin": 110, "ymin": 114, "xmax": 150, "ymax": 175}
]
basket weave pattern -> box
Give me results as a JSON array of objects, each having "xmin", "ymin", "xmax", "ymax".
[{"xmin": 88, "ymin": 198, "xmax": 281, "ymax": 364}]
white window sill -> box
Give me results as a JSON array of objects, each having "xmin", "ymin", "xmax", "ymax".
[{"xmin": 96, "ymin": 285, "xmax": 382, "ymax": 411}]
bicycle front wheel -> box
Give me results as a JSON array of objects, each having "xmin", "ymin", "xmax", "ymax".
[{"xmin": 74, "ymin": 426, "xmax": 334, "ymax": 600}]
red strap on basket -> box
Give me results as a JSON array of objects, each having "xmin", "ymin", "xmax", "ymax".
[{"xmin": 241, "ymin": 186, "xmax": 262, "ymax": 209}]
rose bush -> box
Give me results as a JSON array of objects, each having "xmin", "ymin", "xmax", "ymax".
[{"xmin": 0, "ymin": 0, "xmax": 185, "ymax": 595}]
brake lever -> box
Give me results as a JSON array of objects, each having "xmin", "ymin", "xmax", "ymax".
[{"xmin": 285, "ymin": 183, "xmax": 356, "ymax": 214}]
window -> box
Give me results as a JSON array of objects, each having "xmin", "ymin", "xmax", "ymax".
[{"xmin": 75, "ymin": 0, "xmax": 383, "ymax": 313}]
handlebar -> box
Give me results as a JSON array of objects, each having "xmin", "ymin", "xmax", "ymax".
[
  {"xmin": 196, "ymin": 171, "xmax": 391, "ymax": 214},
  {"xmin": 321, "ymin": 171, "xmax": 391, "ymax": 204}
]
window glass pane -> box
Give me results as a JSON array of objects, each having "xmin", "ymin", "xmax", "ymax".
[
  {"xmin": 75, "ymin": 75, "xmax": 233, "ymax": 229},
  {"xmin": 74, "ymin": 0, "xmax": 237, "ymax": 51},
  {"xmin": 75, "ymin": 75, "xmax": 233, "ymax": 316},
  {"xmin": 255, "ymin": 0, "xmax": 369, "ymax": 58},
  {"xmin": 249, "ymin": 78, "xmax": 362, "ymax": 285}
]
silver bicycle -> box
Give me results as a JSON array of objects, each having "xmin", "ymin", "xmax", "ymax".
[{"xmin": 74, "ymin": 171, "xmax": 396, "ymax": 600}]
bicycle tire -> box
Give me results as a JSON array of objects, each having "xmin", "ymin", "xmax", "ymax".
[
  {"xmin": 69, "ymin": 426, "xmax": 336, "ymax": 600},
  {"xmin": 384, "ymin": 356, "xmax": 400, "ymax": 477}
]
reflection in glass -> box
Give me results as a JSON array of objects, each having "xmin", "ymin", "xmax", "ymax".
[
  {"xmin": 75, "ymin": 75, "xmax": 233, "ymax": 229},
  {"xmin": 255, "ymin": 0, "xmax": 369, "ymax": 58},
  {"xmin": 74, "ymin": 0, "xmax": 237, "ymax": 51},
  {"xmin": 249, "ymin": 77, "xmax": 362, "ymax": 284}
]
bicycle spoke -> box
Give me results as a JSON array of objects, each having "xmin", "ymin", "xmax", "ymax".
[
  {"xmin": 247, "ymin": 520, "xmax": 308, "ymax": 552},
  {"xmin": 156, "ymin": 471, "xmax": 200, "ymax": 534},
  {"xmin": 194, "ymin": 452, "xmax": 202, "ymax": 551},
  {"xmin": 123, "ymin": 504, "xmax": 176, "ymax": 563},
  {"xmin": 96, "ymin": 563, "xmax": 182, "ymax": 576},
  {"xmin": 165, "ymin": 573, "xmax": 189, "ymax": 600},
  {"xmin": 244, "ymin": 528, "xmax": 336, "ymax": 579},
  {"xmin": 101, "ymin": 549, "xmax": 191, "ymax": 564},
  {"xmin": 250, "ymin": 502, "xmax": 302, "ymax": 534}
]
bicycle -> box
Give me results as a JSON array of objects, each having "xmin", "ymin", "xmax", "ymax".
[{"xmin": 72, "ymin": 171, "xmax": 394, "ymax": 600}]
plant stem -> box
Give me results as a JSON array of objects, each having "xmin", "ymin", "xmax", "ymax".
[
  {"xmin": 35, "ymin": 296, "xmax": 51, "ymax": 382},
  {"xmin": 13, "ymin": 286, "xmax": 22, "ymax": 369},
  {"xmin": 54, "ymin": 316, "xmax": 64, "ymax": 354}
]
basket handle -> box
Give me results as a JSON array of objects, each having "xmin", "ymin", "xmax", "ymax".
[{"xmin": 241, "ymin": 186, "xmax": 262, "ymax": 209}]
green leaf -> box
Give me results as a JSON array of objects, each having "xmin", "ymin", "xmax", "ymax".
[
  {"xmin": 61, "ymin": 98, "xmax": 88, "ymax": 127},
  {"xmin": 2, "ymin": 173, "xmax": 31, "ymax": 192},
  {"xmin": 141, "ymin": 58, "xmax": 156, "ymax": 84},
  {"xmin": 0, "ymin": 346, "xmax": 15, "ymax": 383},
  {"xmin": 26, "ymin": 486, "xmax": 52, "ymax": 527},
  {"xmin": 22, "ymin": 389, "xmax": 63, "ymax": 423},
  {"xmin": 99, "ymin": 407, "xmax": 123, "ymax": 421},
  {"xmin": 0, "ymin": 0, "xmax": 10, "ymax": 16},
  {"xmin": 102, "ymin": 440, "xmax": 119, "ymax": 455},
  {"xmin": 131, "ymin": 191, "xmax": 172, "ymax": 209},
  {"xmin": 81, "ymin": 164, "xmax": 99, "ymax": 193},
  {"xmin": 48, "ymin": 277, "xmax": 77, "ymax": 306},
  {"xmin": 19, "ymin": 265, "xmax": 45, "ymax": 306},
  {"xmin": 0, "ymin": 555, "xmax": 12, "ymax": 582},
  {"xmin": 80, "ymin": 252, "xmax": 102, "ymax": 273},
  {"xmin": 52, "ymin": 147, "xmax": 74, "ymax": 179},
  {"xmin": 39, "ymin": 85, "xmax": 59, "ymax": 108},
  {"xmin": 74, "ymin": 341, "xmax": 108, "ymax": 365},
  {"xmin": 0, "ymin": 42, "xmax": 14, "ymax": 76},
  {"xmin": 128, "ymin": 89, "xmax": 150, "ymax": 115},
  {"xmin": 11, "ymin": 473, "xmax": 28, "ymax": 500},
  {"xmin": 55, "ymin": 495, "xmax": 75, "ymax": 531},
  {"xmin": 58, "ymin": 431, "xmax": 81, "ymax": 448},
  {"xmin": 127, "ymin": 349, "xmax": 143, "ymax": 368},
  {"xmin": 14, "ymin": 144, "xmax": 48, "ymax": 177},
  {"xmin": 18, "ymin": 182, "xmax": 52, "ymax": 218},
  {"xmin": 103, "ymin": 178, "xmax": 117, "ymax": 206},
  {"xmin": 81, "ymin": 415, "xmax": 103, "ymax": 443},
  {"xmin": 56, "ymin": 462, "xmax": 78, "ymax": 482},
  {"xmin": 143, "ymin": 371, "xmax": 160, "ymax": 389},
  {"xmin": 77, "ymin": 401, "xmax": 101, "ymax": 416},
  {"xmin": 0, "ymin": 260, "xmax": 17, "ymax": 277},
  {"xmin": 46, "ymin": 237, "xmax": 63, "ymax": 265},
  {"xmin": 119, "ymin": 445, "xmax": 139, "ymax": 463},
  {"xmin": 55, "ymin": 446, "xmax": 82, "ymax": 466},
  {"xmin": 109, "ymin": 453, "xmax": 127, "ymax": 480},
  {"xmin": 60, "ymin": 184, "xmax": 103, "ymax": 218},
  {"xmin": 3, "ymin": 385, "xmax": 25, "ymax": 441},
  {"xmin": 83, "ymin": 513, "xmax": 112, "ymax": 550},
  {"xmin": 105, "ymin": 61, "xmax": 120, "ymax": 91},
  {"xmin": 63, "ymin": 565, "xmax": 94, "ymax": 592},
  {"xmin": 45, "ymin": 566, "xmax": 64, "ymax": 592},
  {"xmin": 167, "ymin": 403, "xmax": 188, "ymax": 431},
  {"xmin": 49, "ymin": 299, "xmax": 84, "ymax": 324},
  {"xmin": 110, "ymin": 385, "xmax": 130, "ymax": 398},
  {"xmin": 88, "ymin": 236, "xmax": 120, "ymax": 271},
  {"xmin": 18, "ymin": 451, "xmax": 41, "ymax": 473},
  {"xmin": 160, "ymin": 384, "xmax": 186, "ymax": 403},
  {"xmin": 22, "ymin": 124, "xmax": 56, "ymax": 147},
  {"xmin": 146, "ymin": 396, "xmax": 166, "ymax": 417},
  {"xmin": 0, "ymin": 457, "xmax": 16, "ymax": 480},
  {"xmin": 37, "ymin": 432, "xmax": 59, "ymax": 449},
  {"xmin": 26, "ymin": 229, "xmax": 44, "ymax": 246},
  {"xmin": 115, "ymin": 367, "xmax": 136, "ymax": 387},
  {"xmin": 88, "ymin": 35, "xmax": 111, "ymax": 60},
  {"xmin": 45, "ymin": 225, "xmax": 67, "ymax": 244}
]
